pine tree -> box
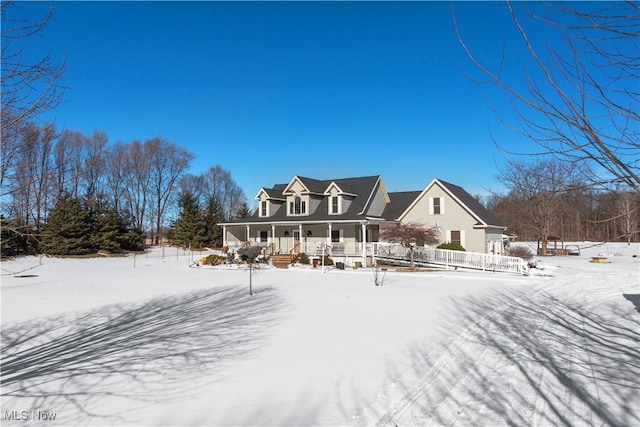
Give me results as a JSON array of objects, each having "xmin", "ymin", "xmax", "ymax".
[
  {"xmin": 40, "ymin": 194, "xmax": 96, "ymax": 255},
  {"xmin": 170, "ymin": 191, "xmax": 206, "ymax": 249},
  {"xmin": 1, "ymin": 217, "xmax": 29, "ymax": 256},
  {"xmin": 90, "ymin": 195, "xmax": 143, "ymax": 253},
  {"xmin": 118, "ymin": 210, "xmax": 144, "ymax": 252},
  {"xmin": 93, "ymin": 196, "xmax": 122, "ymax": 253},
  {"xmin": 234, "ymin": 202, "xmax": 252, "ymax": 219},
  {"xmin": 203, "ymin": 196, "xmax": 223, "ymax": 248}
]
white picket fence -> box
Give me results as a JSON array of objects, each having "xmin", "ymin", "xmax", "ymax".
[{"xmin": 372, "ymin": 243, "xmax": 530, "ymax": 275}]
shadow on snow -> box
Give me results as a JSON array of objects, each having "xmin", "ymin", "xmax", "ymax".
[
  {"xmin": 355, "ymin": 290, "xmax": 639, "ymax": 427},
  {"xmin": 1, "ymin": 285, "xmax": 285, "ymax": 423}
]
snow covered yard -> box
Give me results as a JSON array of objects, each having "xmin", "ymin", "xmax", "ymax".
[{"xmin": 1, "ymin": 243, "xmax": 638, "ymax": 426}]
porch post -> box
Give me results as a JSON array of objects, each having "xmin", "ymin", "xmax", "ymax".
[
  {"xmin": 299, "ymin": 224, "xmax": 303, "ymax": 253},
  {"xmin": 327, "ymin": 223, "xmax": 332, "ymax": 244},
  {"xmin": 222, "ymin": 225, "xmax": 227, "ymax": 246},
  {"xmin": 361, "ymin": 222, "xmax": 367, "ymax": 267},
  {"xmin": 271, "ymin": 224, "xmax": 276, "ymax": 253}
]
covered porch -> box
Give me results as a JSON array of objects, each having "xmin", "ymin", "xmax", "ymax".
[{"xmin": 222, "ymin": 220, "xmax": 384, "ymax": 267}]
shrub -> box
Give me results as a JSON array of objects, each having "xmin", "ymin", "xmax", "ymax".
[
  {"xmin": 238, "ymin": 246, "xmax": 262, "ymax": 263},
  {"xmin": 320, "ymin": 255, "xmax": 334, "ymax": 266},
  {"xmin": 507, "ymin": 245, "xmax": 535, "ymax": 261},
  {"xmin": 296, "ymin": 253, "xmax": 310, "ymax": 264},
  {"xmin": 437, "ymin": 242, "xmax": 466, "ymax": 251},
  {"xmin": 201, "ymin": 254, "xmax": 227, "ymax": 265}
]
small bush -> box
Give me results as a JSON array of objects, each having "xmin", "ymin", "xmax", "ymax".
[
  {"xmin": 507, "ymin": 245, "xmax": 535, "ymax": 261},
  {"xmin": 201, "ymin": 254, "xmax": 227, "ymax": 265},
  {"xmin": 238, "ymin": 246, "xmax": 262, "ymax": 263},
  {"xmin": 437, "ymin": 242, "xmax": 466, "ymax": 251},
  {"xmin": 296, "ymin": 253, "xmax": 310, "ymax": 264},
  {"xmin": 320, "ymin": 255, "xmax": 334, "ymax": 266}
]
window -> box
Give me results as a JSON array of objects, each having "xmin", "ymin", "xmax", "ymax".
[
  {"xmin": 433, "ymin": 197, "xmax": 441, "ymax": 215},
  {"xmin": 260, "ymin": 201, "xmax": 267, "ymax": 217},
  {"xmin": 331, "ymin": 230, "xmax": 341, "ymax": 243},
  {"xmin": 294, "ymin": 196, "xmax": 301, "ymax": 214},
  {"xmin": 260, "ymin": 231, "xmax": 268, "ymax": 242},
  {"xmin": 289, "ymin": 196, "xmax": 306, "ymax": 215},
  {"xmin": 331, "ymin": 196, "xmax": 339, "ymax": 214},
  {"xmin": 450, "ymin": 230, "xmax": 461, "ymax": 245}
]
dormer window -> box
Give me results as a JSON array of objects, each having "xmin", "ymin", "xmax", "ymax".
[
  {"xmin": 289, "ymin": 196, "xmax": 306, "ymax": 215},
  {"xmin": 260, "ymin": 201, "xmax": 268, "ymax": 217},
  {"xmin": 331, "ymin": 196, "xmax": 339, "ymax": 214}
]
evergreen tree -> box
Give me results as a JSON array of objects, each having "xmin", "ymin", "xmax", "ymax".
[
  {"xmin": 118, "ymin": 210, "xmax": 144, "ymax": 252},
  {"xmin": 91, "ymin": 195, "xmax": 143, "ymax": 253},
  {"xmin": 170, "ymin": 191, "xmax": 206, "ymax": 249},
  {"xmin": 234, "ymin": 202, "xmax": 252, "ymax": 219},
  {"xmin": 203, "ymin": 195, "xmax": 223, "ymax": 248},
  {"xmin": 40, "ymin": 194, "xmax": 96, "ymax": 255},
  {"xmin": 0, "ymin": 217, "xmax": 31, "ymax": 256},
  {"xmin": 92, "ymin": 196, "xmax": 122, "ymax": 253}
]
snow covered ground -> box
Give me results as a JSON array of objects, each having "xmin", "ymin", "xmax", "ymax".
[{"xmin": 1, "ymin": 242, "xmax": 638, "ymax": 426}]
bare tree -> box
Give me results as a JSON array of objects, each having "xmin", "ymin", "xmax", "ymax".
[
  {"xmin": 82, "ymin": 130, "xmax": 108, "ymax": 207},
  {"xmin": 52, "ymin": 130, "xmax": 86, "ymax": 199},
  {"xmin": 147, "ymin": 137, "xmax": 194, "ymax": 245},
  {"xmin": 615, "ymin": 191, "xmax": 640, "ymax": 245},
  {"xmin": 202, "ymin": 165, "xmax": 247, "ymax": 221},
  {"xmin": 122, "ymin": 140, "xmax": 152, "ymax": 233},
  {"xmin": 454, "ymin": 1, "xmax": 639, "ymax": 191},
  {"xmin": 10, "ymin": 123, "xmax": 57, "ymax": 229},
  {"xmin": 104, "ymin": 141, "xmax": 129, "ymax": 215},
  {"xmin": 497, "ymin": 158, "xmax": 581, "ymax": 255},
  {"xmin": 1, "ymin": 2, "xmax": 65, "ymax": 187}
]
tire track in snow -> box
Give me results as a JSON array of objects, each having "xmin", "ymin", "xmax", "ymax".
[
  {"xmin": 367, "ymin": 277, "xmax": 585, "ymax": 427},
  {"xmin": 369, "ymin": 287, "xmax": 527, "ymax": 427}
]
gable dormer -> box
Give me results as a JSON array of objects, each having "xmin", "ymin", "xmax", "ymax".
[
  {"xmin": 323, "ymin": 181, "xmax": 357, "ymax": 215},
  {"xmin": 254, "ymin": 188, "xmax": 285, "ymax": 218},
  {"xmin": 282, "ymin": 176, "xmax": 311, "ymax": 216}
]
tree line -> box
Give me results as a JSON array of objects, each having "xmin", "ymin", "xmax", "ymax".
[
  {"xmin": 487, "ymin": 159, "xmax": 639, "ymax": 251},
  {"xmin": 0, "ymin": 123, "xmax": 249, "ymax": 256}
]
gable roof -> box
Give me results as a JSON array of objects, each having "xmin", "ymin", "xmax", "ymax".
[
  {"xmin": 383, "ymin": 191, "xmax": 423, "ymax": 220},
  {"xmin": 282, "ymin": 176, "xmax": 326, "ymax": 195},
  {"xmin": 437, "ymin": 179, "xmax": 504, "ymax": 227}
]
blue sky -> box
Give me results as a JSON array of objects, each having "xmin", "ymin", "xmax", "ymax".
[{"xmin": 15, "ymin": 1, "xmax": 564, "ymax": 201}]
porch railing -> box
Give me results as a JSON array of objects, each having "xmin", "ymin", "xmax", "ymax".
[
  {"xmin": 372, "ymin": 243, "xmax": 529, "ymax": 275},
  {"xmin": 226, "ymin": 240, "xmax": 370, "ymax": 257}
]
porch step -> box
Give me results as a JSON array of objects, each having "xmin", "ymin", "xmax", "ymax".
[{"xmin": 270, "ymin": 254, "xmax": 293, "ymax": 269}]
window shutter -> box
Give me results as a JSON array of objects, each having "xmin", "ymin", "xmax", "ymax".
[
  {"xmin": 460, "ymin": 230, "xmax": 465, "ymax": 248},
  {"xmin": 428, "ymin": 197, "xmax": 434, "ymax": 215},
  {"xmin": 441, "ymin": 198, "xmax": 445, "ymax": 214},
  {"xmin": 339, "ymin": 229, "xmax": 344, "ymax": 242},
  {"xmin": 445, "ymin": 230, "xmax": 451, "ymax": 243}
]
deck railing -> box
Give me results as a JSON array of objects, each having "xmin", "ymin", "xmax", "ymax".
[{"xmin": 372, "ymin": 243, "xmax": 529, "ymax": 275}]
